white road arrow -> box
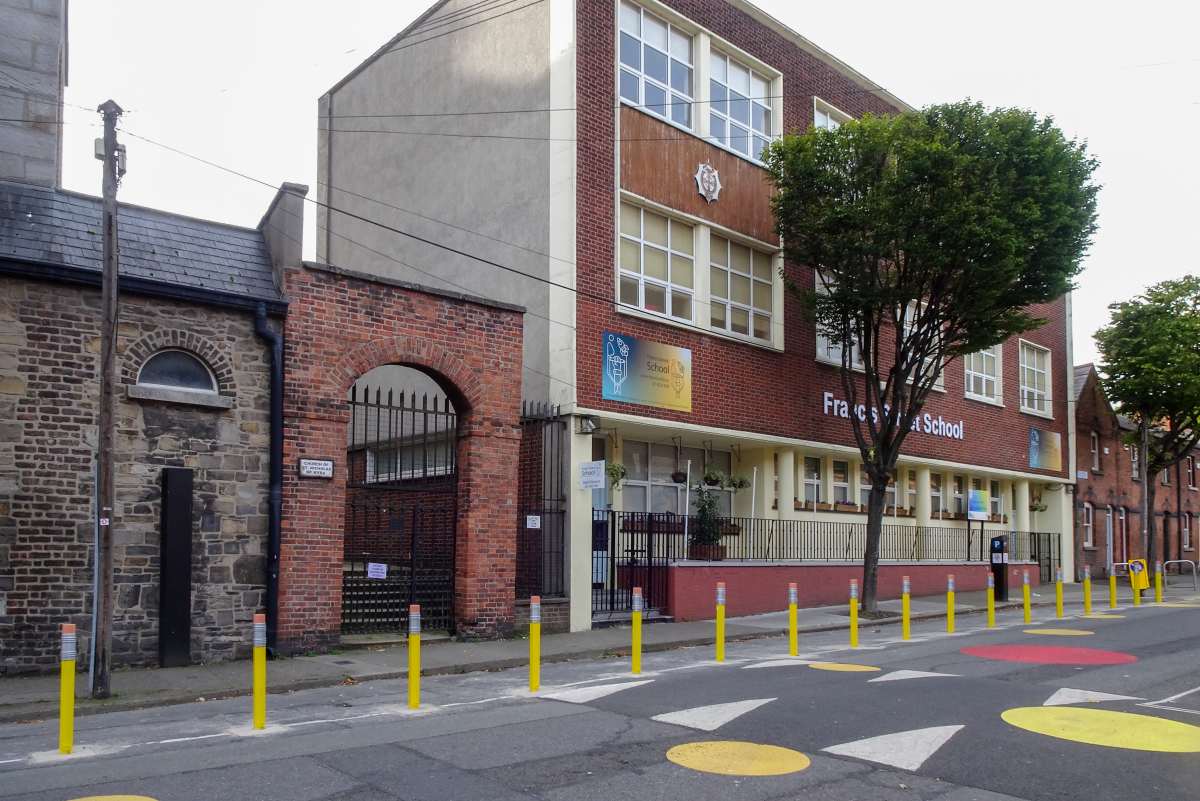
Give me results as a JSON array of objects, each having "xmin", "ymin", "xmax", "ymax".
[
  {"xmin": 742, "ymin": 659, "xmax": 814, "ymax": 669},
  {"xmin": 868, "ymin": 669, "xmax": 959, "ymax": 683},
  {"xmin": 651, "ymin": 698, "xmax": 775, "ymax": 731},
  {"xmin": 1043, "ymin": 687, "xmax": 1143, "ymax": 706},
  {"xmin": 543, "ymin": 680, "xmax": 654, "ymax": 704},
  {"xmin": 823, "ymin": 725, "xmax": 964, "ymax": 771}
]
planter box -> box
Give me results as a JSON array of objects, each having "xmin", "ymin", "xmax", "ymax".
[{"xmin": 687, "ymin": 543, "xmax": 726, "ymax": 561}]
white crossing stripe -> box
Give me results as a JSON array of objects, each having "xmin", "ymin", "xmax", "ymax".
[
  {"xmin": 543, "ymin": 680, "xmax": 654, "ymax": 704},
  {"xmin": 1043, "ymin": 687, "xmax": 1143, "ymax": 706},
  {"xmin": 868, "ymin": 670, "xmax": 959, "ymax": 683},
  {"xmin": 742, "ymin": 658, "xmax": 814, "ymax": 669},
  {"xmin": 651, "ymin": 698, "xmax": 775, "ymax": 731},
  {"xmin": 823, "ymin": 725, "xmax": 964, "ymax": 771}
]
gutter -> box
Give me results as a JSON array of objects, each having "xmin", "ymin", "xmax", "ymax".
[{"xmin": 254, "ymin": 303, "xmax": 284, "ymax": 654}]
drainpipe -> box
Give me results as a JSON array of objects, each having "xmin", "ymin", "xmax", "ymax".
[{"xmin": 255, "ymin": 303, "xmax": 283, "ymax": 654}]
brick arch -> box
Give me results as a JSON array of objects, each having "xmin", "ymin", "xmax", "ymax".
[
  {"xmin": 334, "ymin": 336, "xmax": 482, "ymax": 415},
  {"xmin": 121, "ymin": 328, "xmax": 235, "ymax": 394}
]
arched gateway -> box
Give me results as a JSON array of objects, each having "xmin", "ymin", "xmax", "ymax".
[{"xmin": 277, "ymin": 263, "xmax": 524, "ymax": 654}]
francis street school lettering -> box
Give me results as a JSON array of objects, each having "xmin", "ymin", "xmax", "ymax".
[{"xmin": 822, "ymin": 391, "xmax": 965, "ymax": 442}]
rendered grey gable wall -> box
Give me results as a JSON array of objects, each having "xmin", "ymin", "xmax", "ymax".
[
  {"xmin": 0, "ymin": 0, "xmax": 67, "ymax": 186},
  {"xmin": 317, "ymin": 0, "xmax": 554, "ymax": 403}
]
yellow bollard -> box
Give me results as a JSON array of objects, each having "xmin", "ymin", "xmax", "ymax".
[
  {"xmin": 1022, "ymin": 570, "xmax": 1032, "ymax": 624},
  {"xmin": 986, "ymin": 573, "xmax": 996, "ymax": 628},
  {"xmin": 58, "ymin": 623, "xmax": 76, "ymax": 754},
  {"xmin": 631, "ymin": 587, "xmax": 643, "ymax": 675},
  {"xmin": 946, "ymin": 574, "xmax": 956, "ymax": 633},
  {"xmin": 787, "ymin": 582, "xmax": 798, "ymax": 657},
  {"xmin": 408, "ymin": 604, "xmax": 421, "ymax": 709},
  {"xmin": 1055, "ymin": 566, "xmax": 1064, "ymax": 619},
  {"xmin": 901, "ymin": 575, "xmax": 911, "ymax": 641},
  {"xmin": 1108, "ymin": 572, "xmax": 1117, "ymax": 609},
  {"xmin": 1083, "ymin": 565, "xmax": 1092, "ymax": 616},
  {"xmin": 1155, "ymin": 561, "xmax": 1164, "ymax": 604},
  {"xmin": 849, "ymin": 579, "xmax": 859, "ymax": 648},
  {"xmin": 252, "ymin": 613, "xmax": 267, "ymax": 730},
  {"xmin": 529, "ymin": 596, "xmax": 541, "ymax": 693},
  {"xmin": 715, "ymin": 582, "xmax": 726, "ymax": 663}
]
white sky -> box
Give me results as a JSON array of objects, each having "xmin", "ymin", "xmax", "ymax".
[{"xmin": 59, "ymin": 1, "xmax": 1199, "ymax": 365}]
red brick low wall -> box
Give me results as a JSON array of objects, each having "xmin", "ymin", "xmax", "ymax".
[{"xmin": 665, "ymin": 562, "xmax": 1043, "ymax": 621}]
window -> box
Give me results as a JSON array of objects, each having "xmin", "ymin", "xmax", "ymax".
[
  {"xmin": 902, "ymin": 301, "xmax": 943, "ymax": 389},
  {"xmin": 137, "ymin": 349, "xmax": 217, "ymax": 393},
  {"xmin": 813, "ymin": 98, "xmax": 850, "ymax": 131},
  {"xmin": 1184, "ymin": 513, "xmax": 1193, "ymax": 551},
  {"xmin": 832, "ymin": 460, "xmax": 850, "ymax": 504},
  {"xmin": 964, "ymin": 345, "xmax": 1001, "ymax": 403},
  {"xmin": 814, "ymin": 272, "xmax": 862, "ymax": 367},
  {"xmin": 1090, "ymin": 431, "xmax": 1100, "ymax": 472},
  {"xmin": 930, "ymin": 473, "xmax": 944, "ymax": 515},
  {"xmin": 953, "ymin": 475, "xmax": 966, "ymax": 515},
  {"xmin": 709, "ymin": 234, "xmax": 773, "ymax": 340},
  {"xmin": 1130, "ymin": 445, "xmax": 1141, "ymax": 480},
  {"xmin": 620, "ymin": 440, "xmax": 731, "ymax": 516},
  {"xmin": 1161, "ymin": 469, "xmax": 1170, "ymax": 487},
  {"xmin": 1189, "ymin": 456, "xmax": 1196, "ymax": 489},
  {"xmin": 990, "ymin": 480, "xmax": 1002, "ymax": 517},
  {"xmin": 619, "ymin": 202, "xmax": 694, "ymax": 322},
  {"xmin": 803, "ymin": 456, "xmax": 822, "ymax": 505},
  {"xmin": 709, "ymin": 51, "xmax": 773, "ymax": 160},
  {"xmin": 1019, "ymin": 341, "xmax": 1051, "ymax": 415},
  {"xmin": 1118, "ymin": 507, "xmax": 1128, "ymax": 555},
  {"xmin": 619, "ymin": 1, "xmax": 692, "ymax": 127},
  {"xmin": 859, "ymin": 467, "xmax": 897, "ymax": 510},
  {"xmin": 906, "ymin": 470, "xmax": 917, "ymax": 509},
  {"xmin": 1082, "ymin": 503, "xmax": 1094, "ymax": 547}
]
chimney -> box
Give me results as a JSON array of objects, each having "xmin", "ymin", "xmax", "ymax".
[
  {"xmin": 0, "ymin": 0, "xmax": 68, "ymax": 186},
  {"xmin": 258, "ymin": 182, "xmax": 309, "ymax": 290}
]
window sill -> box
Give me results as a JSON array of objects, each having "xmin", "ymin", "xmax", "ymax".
[
  {"xmin": 614, "ymin": 303, "xmax": 784, "ymax": 352},
  {"xmin": 127, "ymin": 384, "xmax": 233, "ymax": 410},
  {"xmin": 965, "ymin": 393, "xmax": 1004, "ymax": 408},
  {"xmin": 1020, "ymin": 406, "xmax": 1055, "ymax": 421},
  {"xmin": 815, "ymin": 355, "xmax": 864, "ymax": 373},
  {"xmin": 1083, "ymin": 546, "xmax": 1097, "ymax": 551}
]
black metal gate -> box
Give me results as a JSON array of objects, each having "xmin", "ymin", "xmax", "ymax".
[
  {"xmin": 1029, "ymin": 531, "xmax": 1061, "ymax": 584},
  {"xmin": 342, "ymin": 384, "xmax": 457, "ymax": 634},
  {"xmin": 592, "ymin": 511, "xmax": 680, "ymax": 621},
  {"xmin": 516, "ymin": 402, "xmax": 567, "ymax": 599}
]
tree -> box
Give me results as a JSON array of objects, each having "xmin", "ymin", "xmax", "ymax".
[
  {"xmin": 1095, "ymin": 276, "xmax": 1200, "ymax": 567},
  {"xmin": 763, "ymin": 101, "xmax": 1099, "ymax": 613}
]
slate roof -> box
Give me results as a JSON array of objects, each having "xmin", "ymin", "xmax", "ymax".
[
  {"xmin": 1073, "ymin": 363, "xmax": 1094, "ymax": 401},
  {"xmin": 0, "ymin": 179, "xmax": 282, "ymax": 303}
]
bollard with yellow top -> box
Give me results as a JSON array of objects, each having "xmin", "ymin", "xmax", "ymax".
[
  {"xmin": 529, "ymin": 595, "xmax": 541, "ymax": 693},
  {"xmin": 58, "ymin": 623, "xmax": 76, "ymax": 754},
  {"xmin": 1055, "ymin": 566, "xmax": 1064, "ymax": 619},
  {"xmin": 715, "ymin": 581, "xmax": 726, "ymax": 662},
  {"xmin": 252, "ymin": 613, "xmax": 267, "ymax": 730},
  {"xmin": 901, "ymin": 575, "xmax": 911, "ymax": 641},
  {"xmin": 946, "ymin": 574, "xmax": 956, "ymax": 633},
  {"xmin": 1108, "ymin": 570, "xmax": 1118, "ymax": 609},
  {"xmin": 849, "ymin": 579, "xmax": 859, "ymax": 648},
  {"xmin": 1022, "ymin": 570, "xmax": 1032, "ymax": 624},
  {"xmin": 407, "ymin": 604, "xmax": 421, "ymax": 709},
  {"xmin": 1155, "ymin": 561, "xmax": 1164, "ymax": 604},
  {"xmin": 985, "ymin": 573, "xmax": 996, "ymax": 628},
  {"xmin": 1082, "ymin": 565, "xmax": 1092, "ymax": 616},
  {"xmin": 787, "ymin": 582, "xmax": 798, "ymax": 657},
  {"xmin": 631, "ymin": 587, "xmax": 644, "ymax": 675}
]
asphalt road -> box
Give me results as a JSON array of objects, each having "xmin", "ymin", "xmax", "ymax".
[{"xmin": 2, "ymin": 594, "xmax": 1199, "ymax": 801}]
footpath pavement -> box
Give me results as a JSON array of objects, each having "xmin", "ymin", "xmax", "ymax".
[{"xmin": 0, "ymin": 579, "xmax": 1156, "ymax": 724}]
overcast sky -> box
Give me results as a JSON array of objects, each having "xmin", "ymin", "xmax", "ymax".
[{"xmin": 58, "ymin": 1, "xmax": 1199, "ymax": 365}]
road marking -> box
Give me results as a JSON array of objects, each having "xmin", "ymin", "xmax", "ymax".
[
  {"xmin": 1023, "ymin": 628, "xmax": 1094, "ymax": 636},
  {"xmin": 808, "ymin": 662, "xmax": 881, "ymax": 673},
  {"xmin": 1002, "ymin": 706, "xmax": 1200, "ymax": 752},
  {"xmin": 66, "ymin": 796, "xmax": 158, "ymax": 801},
  {"xmin": 154, "ymin": 733, "xmax": 229, "ymax": 744},
  {"xmin": 868, "ymin": 670, "xmax": 959, "ymax": 683},
  {"xmin": 543, "ymin": 680, "xmax": 654, "ymax": 704},
  {"xmin": 1043, "ymin": 688, "xmax": 1143, "ymax": 706},
  {"xmin": 823, "ymin": 725, "xmax": 963, "ymax": 771},
  {"xmin": 1144, "ymin": 683, "xmax": 1200, "ymax": 706},
  {"xmin": 961, "ymin": 644, "xmax": 1137, "ymax": 665},
  {"xmin": 652, "ymin": 698, "xmax": 775, "ymax": 731},
  {"xmin": 0, "ymin": 758, "xmax": 24, "ymax": 765},
  {"xmin": 1156, "ymin": 603, "xmax": 1200, "ymax": 608},
  {"xmin": 742, "ymin": 658, "xmax": 814, "ymax": 669},
  {"xmin": 1083, "ymin": 613, "xmax": 1125, "ymax": 619},
  {"xmin": 666, "ymin": 741, "xmax": 810, "ymax": 776},
  {"xmin": 1140, "ymin": 704, "xmax": 1200, "ymax": 717},
  {"xmin": 28, "ymin": 744, "xmax": 128, "ymax": 764}
]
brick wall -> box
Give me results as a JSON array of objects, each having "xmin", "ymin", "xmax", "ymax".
[
  {"xmin": 279, "ymin": 264, "xmax": 524, "ymax": 652},
  {"xmin": 0, "ymin": 275, "xmax": 271, "ymax": 673},
  {"xmin": 576, "ymin": 0, "xmax": 1070, "ymax": 479}
]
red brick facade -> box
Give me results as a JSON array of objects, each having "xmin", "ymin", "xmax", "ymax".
[{"xmin": 278, "ymin": 263, "xmax": 524, "ymax": 651}]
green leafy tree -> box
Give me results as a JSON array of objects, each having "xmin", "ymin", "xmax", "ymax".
[
  {"xmin": 1096, "ymin": 276, "xmax": 1200, "ymax": 566},
  {"xmin": 763, "ymin": 101, "xmax": 1099, "ymax": 613}
]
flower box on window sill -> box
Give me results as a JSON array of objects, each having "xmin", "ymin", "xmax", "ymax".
[
  {"xmin": 989, "ymin": 514, "xmax": 1007, "ymax": 524},
  {"xmin": 832, "ymin": 502, "xmax": 860, "ymax": 514},
  {"xmin": 888, "ymin": 508, "xmax": 915, "ymax": 518},
  {"xmin": 940, "ymin": 512, "xmax": 969, "ymax": 522},
  {"xmin": 795, "ymin": 501, "xmax": 835, "ymax": 512}
]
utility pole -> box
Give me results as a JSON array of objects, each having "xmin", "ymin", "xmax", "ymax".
[
  {"xmin": 1141, "ymin": 421, "xmax": 1152, "ymax": 567},
  {"xmin": 93, "ymin": 99, "xmax": 124, "ymax": 699}
]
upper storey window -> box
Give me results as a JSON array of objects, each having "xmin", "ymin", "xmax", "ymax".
[
  {"xmin": 709, "ymin": 52, "xmax": 773, "ymax": 161},
  {"xmin": 619, "ymin": 1, "xmax": 693, "ymax": 128},
  {"xmin": 619, "ymin": 201, "xmax": 695, "ymax": 323},
  {"xmin": 814, "ymin": 98, "xmax": 851, "ymax": 131},
  {"xmin": 1019, "ymin": 340, "xmax": 1052, "ymax": 417}
]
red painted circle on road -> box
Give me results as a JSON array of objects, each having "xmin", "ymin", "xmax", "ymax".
[{"xmin": 961, "ymin": 644, "xmax": 1137, "ymax": 665}]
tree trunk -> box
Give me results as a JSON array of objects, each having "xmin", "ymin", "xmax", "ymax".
[{"xmin": 861, "ymin": 481, "xmax": 888, "ymax": 613}]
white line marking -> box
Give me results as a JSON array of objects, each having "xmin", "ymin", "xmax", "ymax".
[
  {"xmin": 651, "ymin": 698, "xmax": 775, "ymax": 731},
  {"xmin": 869, "ymin": 670, "xmax": 959, "ymax": 683},
  {"xmin": 155, "ymin": 733, "xmax": 229, "ymax": 744},
  {"xmin": 742, "ymin": 659, "xmax": 814, "ymax": 670},
  {"xmin": 1145, "ymin": 683, "xmax": 1200, "ymax": 706},
  {"xmin": 823, "ymin": 725, "xmax": 964, "ymax": 771},
  {"xmin": 0, "ymin": 758, "xmax": 24, "ymax": 765},
  {"xmin": 1043, "ymin": 687, "xmax": 1143, "ymax": 706},
  {"xmin": 543, "ymin": 680, "xmax": 654, "ymax": 704},
  {"xmin": 1138, "ymin": 704, "xmax": 1200, "ymax": 716}
]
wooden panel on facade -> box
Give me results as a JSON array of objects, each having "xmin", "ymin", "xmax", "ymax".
[{"xmin": 619, "ymin": 106, "xmax": 776, "ymax": 244}]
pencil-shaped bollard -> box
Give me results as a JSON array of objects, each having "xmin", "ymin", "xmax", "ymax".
[
  {"xmin": 1155, "ymin": 561, "xmax": 1164, "ymax": 604},
  {"xmin": 787, "ymin": 582, "xmax": 798, "ymax": 657},
  {"xmin": 1083, "ymin": 565, "xmax": 1092, "ymax": 616},
  {"xmin": 59, "ymin": 623, "xmax": 76, "ymax": 754},
  {"xmin": 529, "ymin": 596, "xmax": 541, "ymax": 693},
  {"xmin": 986, "ymin": 573, "xmax": 996, "ymax": 628},
  {"xmin": 715, "ymin": 582, "xmax": 726, "ymax": 662},
  {"xmin": 1022, "ymin": 570, "xmax": 1032, "ymax": 624},
  {"xmin": 252, "ymin": 613, "xmax": 267, "ymax": 729},
  {"xmin": 631, "ymin": 587, "xmax": 643, "ymax": 675},
  {"xmin": 946, "ymin": 574, "xmax": 956, "ymax": 633},
  {"xmin": 1108, "ymin": 571, "xmax": 1117, "ymax": 609},
  {"xmin": 901, "ymin": 576, "xmax": 911, "ymax": 641},
  {"xmin": 1055, "ymin": 566, "xmax": 1064, "ymax": 618},
  {"xmin": 407, "ymin": 604, "xmax": 421, "ymax": 709},
  {"xmin": 849, "ymin": 579, "xmax": 859, "ymax": 648}
]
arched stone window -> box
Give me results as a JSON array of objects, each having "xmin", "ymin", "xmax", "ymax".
[{"xmin": 129, "ymin": 349, "xmax": 232, "ymax": 409}]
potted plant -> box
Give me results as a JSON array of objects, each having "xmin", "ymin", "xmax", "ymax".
[
  {"xmin": 671, "ymin": 469, "xmax": 688, "ymax": 484},
  {"xmin": 725, "ymin": 474, "xmax": 751, "ymax": 492},
  {"xmin": 688, "ymin": 482, "xmax": 726, "ymax": 560},
  {"xmin": 605, "ymin": 462, "xmax": 627, "ymax": 492},
  {"xmin": 703, "ymin": 468, "xmax": 724, "ymax": 487}
]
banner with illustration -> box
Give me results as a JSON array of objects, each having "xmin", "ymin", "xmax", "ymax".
[
  {"xmin": 1028, "ymin": 427, "xmax": 1063, "ymax": 471},
  {"xmin": 602, "ymin": 331, "xmax": 692, "ymax": 412}
]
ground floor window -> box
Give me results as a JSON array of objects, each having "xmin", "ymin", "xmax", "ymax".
[
  {"xmin": 620, "ymin": 439, "xmax": 731, "ymax": 515},
  {"xmin": 1082, "ymin": 503, "xmax": 1094, "ymax": 547}
]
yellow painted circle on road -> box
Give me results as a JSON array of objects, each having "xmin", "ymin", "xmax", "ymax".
[
  {"xmin": 67, "ymin": 797, "xmax": 158, "ymax": 801},
  {"xmin": 1002, "ymin": 707, "xmax": 1200, "ymax": 752},
  {"xmin": 666, "ymin": 740, "xmax": 811, "ymax": 776},
  {"xmin": 808, "ymin": 661, "xmax": 881, "ymax": 673},
  {"xmin": 1023, "ymin": 628, "xmax": 1094, "ymax": 636}
]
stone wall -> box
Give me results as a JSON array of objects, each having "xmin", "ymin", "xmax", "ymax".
[{"xmin": 0, "ymin": 274, "xmax": 272, "ymax": 673}]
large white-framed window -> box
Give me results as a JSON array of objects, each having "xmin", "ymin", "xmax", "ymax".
[
  {"xmin": 1188, "ymin": 456, "xmax": 1197, "ymax": 489},
  {"xmin": 813, "ymin": 97, "xmax": 851, "ymax": 131},
  {"xmin": 803, "ymin": 456, "xmax": 822, "ymax": 506},
  {"xmin": 1090, "ymin": 431, "xmax": 1100, "ymax": 472},
  {"xmin": 990, "ymin": 479, "xmax": 1002, "ymax": 517},
  {"xmin": 859, "ymin": 468, "xmax": 897, "ymax": 510},
  {"xmin": 964, "ymin": 345, "xmax": 1001, "ymax": 404},
  {"xmin": 709, "ymin": 233, "xmax": 773, "ymax": 341},
  {"xmin": 1019, "ymin": 340, "xmax": 1052, "ymax": 416},
  {"xmin": 1161, "ymin": 468, "xmax": 1170, "ymax": 486},
  {"xmin": 953, "ymin": 474, "xmax": 966, "ymax": 515},
  {"xmin": 618, "ymin": 201, "xmax": 695, "ymax": 322},
  {"xmin": 1184, "ymin": 513, "xmax": 1193, "ymax": 551},
  {"xmin": 902, "ymin": 301, "xmax": 944, "ymax": 390},
  {"xmin": 1130, "ymin": 444, "xmax": 1141, "ymax": 480},
  {"xmin": 831, "ymin": 460, "xmax": 851, "ymax": 504},
  {"xmin": 618, "ymin": 0, "xmax": 693, "ymax": 127},
  {"xmin": 905, "ymin": 470, "xmax": 917, "ymax": 510},
  {"xmin": 1082, "ymin": 502, "xmax": 1094, "ymax": 548},
  {"xmin": 814, "ymin": 272, "xmax": 862, "ymax": 368},
  {"xmin": 708, "ymin": 50, "xmax": 774, "ymax": 161},
  {"xmin": 1118, "ymin": 507, "xmax": 1128, "ymax": 559},
  {"xmin": 620, "ymin": 440, "xmax": 732, "ymax": 516},
  {"xmin": 930, "ymin": 472, "xmax": 944, "ymax": 515}
]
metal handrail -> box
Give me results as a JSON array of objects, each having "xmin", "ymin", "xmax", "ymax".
[
  {"xmin": 1111, "ymin": 561, "xmax": 1130, "ymax": 576},
  {"xmin": 1163, "ymin": 559, "xmax": 1199, "ymax": 592}
]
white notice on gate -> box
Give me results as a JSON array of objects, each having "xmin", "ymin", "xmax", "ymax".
[
  {"xmin": 366, "ymin": 562, "xmax": 388, "ymax": 579},
  {"xmin": 526, "ymin": 515, "xmax": 542, "ymax": 530},
  {"xmin": 580, "ymin": 460, "xmax": 605, "ymax": 490}
]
